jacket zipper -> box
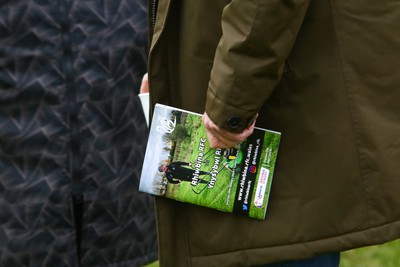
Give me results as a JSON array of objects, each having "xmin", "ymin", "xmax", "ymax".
[
  {"xmin": 58, "ymin": 0, "xmax": 82, "ymax": 199},
  {"xmin": 59, "ymin": 0, "xmax": 84, "ymax": 264},
  {"xmin": 151, "ymin": 0, "xmax": 159, "ymax": 31}
]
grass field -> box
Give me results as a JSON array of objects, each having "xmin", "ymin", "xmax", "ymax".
[
  {"xmin": 340, "ymin": 239, "xmax": 400, "ymax": 267},
  {"xmin": 143, "ymin": 239, "xmax": 400, "ymax": 267}
]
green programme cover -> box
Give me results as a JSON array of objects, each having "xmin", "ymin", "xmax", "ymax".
[{"xmin": 139, "ymin": 104, "xmax": 281, "ymax": 220}]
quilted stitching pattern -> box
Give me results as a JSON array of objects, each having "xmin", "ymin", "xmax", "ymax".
[{"xmin": 0, "ymin": 0, "xmax": 157, "ymax": 266}]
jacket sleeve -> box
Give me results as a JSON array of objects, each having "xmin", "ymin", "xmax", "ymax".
[{"xmin": 205, "ymin": 0, "xmax": 311, "ymax": 132}]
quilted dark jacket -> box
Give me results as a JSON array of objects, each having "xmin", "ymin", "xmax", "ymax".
[{"xmin": 0, "ymin": 1, "xmax": 157, "ymax": 266}]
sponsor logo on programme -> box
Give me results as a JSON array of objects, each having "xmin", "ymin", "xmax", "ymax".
[{"xmin": 254, "ymin": 167, "xmax": 270, "ymax": 208}]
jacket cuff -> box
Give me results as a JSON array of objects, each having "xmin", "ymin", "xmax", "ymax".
[{"xmin": 205, "ymin": 89, "xmax": 257, "ymax": 133}]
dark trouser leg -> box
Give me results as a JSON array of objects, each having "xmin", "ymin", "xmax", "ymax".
[{"xmin": 255, "ymin": 252, "xmax": 340, "ymax": 267}]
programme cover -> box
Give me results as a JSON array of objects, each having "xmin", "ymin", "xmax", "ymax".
[{"xmin": 139, "ymin": 104, "xmax": 281, "ymax": 220}]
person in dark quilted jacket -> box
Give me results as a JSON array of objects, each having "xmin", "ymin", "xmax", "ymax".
[{"xmin": 0, "ymin": 1, "xmax": 157, "ymax": 266}]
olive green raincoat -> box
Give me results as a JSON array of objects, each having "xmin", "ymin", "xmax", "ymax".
[{"xmin": 148, "ymin": 0, "xmax": 400, "ymax": 266}]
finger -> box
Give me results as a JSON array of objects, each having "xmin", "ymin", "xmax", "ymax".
[
  {"xmin": 205, "ymin": 129, "xmax": 235, "ymax": 149},
  {"xmin": 208, "ymin": 125, "xmax": 250, "ymax": 146},
  {"xmin": 222, "ymin": 116, "xmax": 257, "ymax": 143},
  {"xmin": 203, "ymin": 113, "xmax": 241, "ymax": 147},
  {"xmin": 203, "ymin": 112, "xmax": 256, "ymax": 147},
  {"xmin": 140, "ymin": 73, "xmax": 149, "ymax": 94},
  {"xmin": 204, "ymin": 124, "xmax": 240, "ymax": 148}
]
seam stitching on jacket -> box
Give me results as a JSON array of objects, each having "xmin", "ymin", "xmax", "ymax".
[
  {"xmin": 190, "ymin": 219, "xmax": 400, "ymax": 260},
  {"xmin": 214, "ymin": 1, "xmax": 262, "ymax": 112},
  {"xmin": 184, "ymin": 206, "xmax": 193, "ymax": 266},
  {"xmin": 328, "ymin": 0, "xmax": 375, "ymax": 238}
]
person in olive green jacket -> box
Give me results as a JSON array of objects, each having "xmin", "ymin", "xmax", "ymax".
[{"xmin": 145, "ymin": 0, "xmax": 400, "ymax": 266}]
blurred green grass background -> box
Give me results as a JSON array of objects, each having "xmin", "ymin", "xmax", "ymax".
[
  {"xmin": 340, "ymin": 239, "xmax": 400, "ymax": 267},
  {"xmin": 143, "ymin": 261, "xmax": 158, "ymax": 267},
  {"xmin": 143, "ymin": 239, "xmax": 400, "ymax": 267}
]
